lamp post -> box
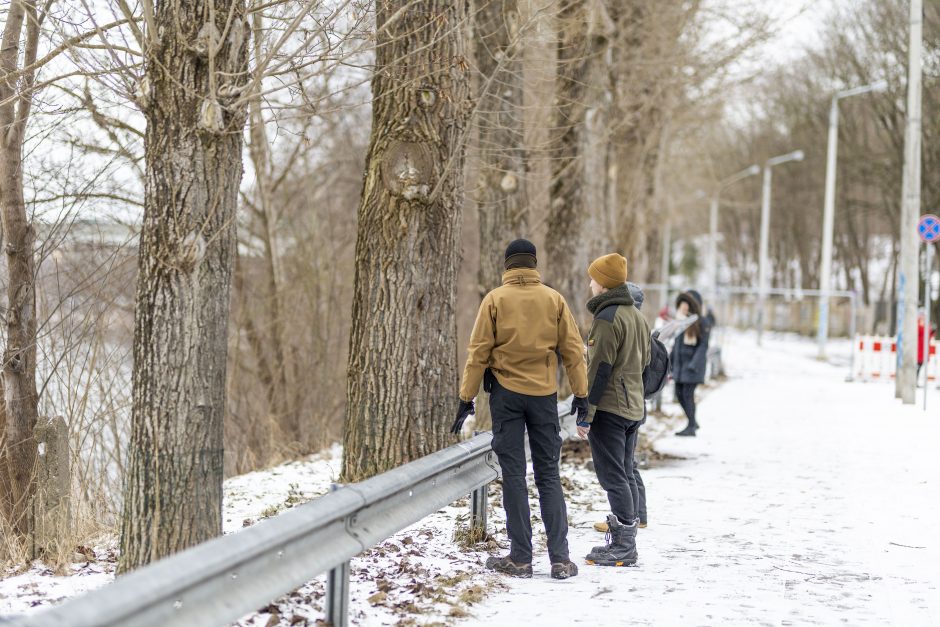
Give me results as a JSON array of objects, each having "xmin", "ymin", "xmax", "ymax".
[
  {"xmin": 708, "ymin": 165, "xmax": 760, "ymax": 298},
  {"xmin": 897, "ymin": 0, "xmax": 923, "ymax": 404},
  {"xmin": 757, "ymin": 150, "xmax": 804, "ymax": 346},
  {"xmin": 817, "ymin": 79, "xmax": 888, "ymax": 359}
]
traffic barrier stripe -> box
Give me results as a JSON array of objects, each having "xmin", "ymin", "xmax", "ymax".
[{"xmin": 855, "ymin": 335, "xmax": 937, "ymax": 382}]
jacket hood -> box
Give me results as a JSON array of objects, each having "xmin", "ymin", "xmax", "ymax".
[
  {"xmin": 626, "ymin": 282, "xmax": 645, "ymax": 310},
  {"xmin": 587, "ymin": 284, "xmax": 634, "ymax": 316},
  {"xmin": 502, "ymin": 268, "xmax": 542, "ymax": 286}
]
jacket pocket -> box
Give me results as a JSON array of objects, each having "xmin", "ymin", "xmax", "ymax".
[{"xmin": 620, "ymin": 378, "xmax": 630, "ymax": 409}]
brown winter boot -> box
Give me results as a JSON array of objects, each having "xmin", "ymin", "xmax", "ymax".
[
  {"xmin": 485, "ymin": 555, "xmax": 533, "ymax": 578},
  {"xmin": 550, "ymin": 560, "xmax": 579, "ymax": 580},
  {"xmin": 595, "ymin": 518, "xmax": 645, "ymax": 532}
]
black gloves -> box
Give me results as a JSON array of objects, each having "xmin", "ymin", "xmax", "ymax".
[
  {"xmin": 451, "ymin": 399, "xmax": 475, "ymax": 434},
  {"xmin": 570, "ymin": 396, "xmax": 589, "ymax": 425}
]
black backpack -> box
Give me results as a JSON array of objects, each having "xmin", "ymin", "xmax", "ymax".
[{"xmin": 642, "ymin": 331, "xmax": 670, "ymax": 398}]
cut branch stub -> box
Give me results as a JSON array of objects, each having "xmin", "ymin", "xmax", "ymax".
[
  {"xmin": 417, "ymin": 85, "xmax": 438, "ymax": 110},
  {"xmin": 381, "ymin": 141, "xmax": 433, "ymax": 202}
]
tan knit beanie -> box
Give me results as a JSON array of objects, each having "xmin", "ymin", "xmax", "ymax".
[{"xmin": 588, "ymin": 253, "xmax": 628, "ymax": 289}]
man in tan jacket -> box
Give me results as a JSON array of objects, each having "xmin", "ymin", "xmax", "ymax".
[{"xmin": 454, "ymin": 238, "xmax": 588, "ymax": 580}]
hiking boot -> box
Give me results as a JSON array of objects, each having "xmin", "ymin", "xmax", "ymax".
[
  {"xmin": 585, "ymin": 515, "xmax": 638, "ymax": 567},
  {"xmin": 593, "ymin": 515, "xmax": 644, "ymax": 535},
  {"xmin": 485, "ymin": 555, "xmax": 533, "ymax": 578},
  {"xmin": 550, "ymin": 560, "xmax": 579, "ymax": 580}
]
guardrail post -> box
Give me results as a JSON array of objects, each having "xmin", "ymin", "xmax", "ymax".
[
  {"xmin": 325, "ymin": 561, "xmax": 350, "ymax": 627},
  {"xmin": 325, "ymin": 482, "xmax": 349, "ymax": 627},
  {"xmin": 470, "ymin": 482, "xmax": 488, "ymax": 532}
]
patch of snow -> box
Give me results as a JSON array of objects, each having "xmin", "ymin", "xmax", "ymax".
[{"xmin": 467, "ymin": 330, "xmax": 940, "ymax": 626}]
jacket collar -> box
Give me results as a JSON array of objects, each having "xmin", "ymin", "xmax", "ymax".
[
  {"xmin": 502, "ymin": 268, "xmax": 542, "ymax": 286},
  {"xmin": 587, "ymin": 284, "xmax": 634, "ymax": 316}
]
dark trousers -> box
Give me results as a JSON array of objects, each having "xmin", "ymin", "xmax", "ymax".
[
  {"xmin": 588, "ymin": 410, "xmax": 642, "ymax": 524},
  {"xmin": 490, "ymin": 382, "xmax": 569, "ymax": 564},
  {"xmin": 675, "ymin": 382, "xmax": 698, "ymax": 425},
  {"xmin": 633, "ymin": 459, "xmax": 647, "ymax": 523}
]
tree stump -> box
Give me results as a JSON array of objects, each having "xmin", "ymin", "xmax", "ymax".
[{"xmin": 33, "ymin": 416, "xmax": 69, "ymax": 559}]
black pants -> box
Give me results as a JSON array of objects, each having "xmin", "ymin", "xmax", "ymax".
[
  {"xmin": 633, "ymin": 459, "xmax": 647, "ymax": 523},
  {"xmin": 588, "ymin": 410, "xmax": 642, "ymax": 524},
  {"xmin": 675, "ymin": 382, "xmax": 698, "ymax": 425},
  {"xmin": 490, "ymin": 382, "xmax": 568, "ymax": 564}
]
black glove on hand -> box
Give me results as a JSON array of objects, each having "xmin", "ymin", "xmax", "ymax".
[
  {"xmin": 451, "ymin": 399, "xmax": 475, "ymax": 434},
  {"xmin": 570, "ymin": 396, "xmax": 589, "ymax": 424}
]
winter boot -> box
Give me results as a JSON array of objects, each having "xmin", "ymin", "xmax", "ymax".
[
  {"xmin": 675, "ymin": 419, "xmax": 697, "ymax": 437},
  {"xmin": 550, "ymin": 560, "xmax": 579, "ymax": 580},
  {"xmin": 597, "ymin": 517, "xmax": 645, "ymax": 532},
  {"xmin": 485, "ymin": 555, "xmax": 532, "ymax": 578},
  {"xmin": 585, "ymin": 515, "xmax": 638, "ymax": 567}
]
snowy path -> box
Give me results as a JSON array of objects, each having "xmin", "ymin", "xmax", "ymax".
[{"xmin": 468, "ymin": 332, "xmax": 940, "ymax": 626}]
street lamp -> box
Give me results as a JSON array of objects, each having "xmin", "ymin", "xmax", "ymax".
[
  {"xmin": 708, "ymin": 165, "xmax": 760, "ymax": 298},
  {"xmin": 757, "ymin": 150, "xmax": 804, "ymax": 346},
  {"xmin": 817, "ymin": 79, "xmax": 888, "ymax": 358}
]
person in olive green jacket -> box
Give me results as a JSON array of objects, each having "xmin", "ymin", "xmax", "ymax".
[
  {"xmin": 577, "ymin": 253, "xmax": 651, "ymax": 567},
  {"xmin": 453, "ymin": 238, "xmax": 588, "ymax": 581}
]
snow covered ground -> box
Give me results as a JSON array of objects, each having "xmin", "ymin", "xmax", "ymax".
[
  {"xmin": 3, "ymin": 330, "xmax": 937, "ymax": 625},
  {"xmin": 469, "ymin": 330, "xmax": 940, "ymax": 626}
]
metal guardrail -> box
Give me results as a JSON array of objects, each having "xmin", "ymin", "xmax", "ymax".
[{"xmin": 12, "ymin": 433, "xmax": 498, "ymax": 627}]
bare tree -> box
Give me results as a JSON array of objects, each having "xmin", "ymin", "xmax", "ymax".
[
  {"xmin": 119, "ymin": 0, "xmax": 249, "ymax": 571},
  {"xmin": 0, "ymin": 0, "xmax": 46, "ymax": 546},
  {"xmin": 469, "ymin": 0, "xmax": 529, "ymax": 431},
  {"xmin": 544, "ymin": 0, "xmax": 610, "ymax": 320},
  {"xmin": 475, "ymin": 0, "xmax": 529, "ymax": 294},
  {"xmin": 342, "ymin": 1, "xmax": 472, "ymax": 481}
]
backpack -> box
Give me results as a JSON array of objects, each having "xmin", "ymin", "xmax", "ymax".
[{"xmin": 642, "ymin": 331, "xmax": 670, "ymax": 398}]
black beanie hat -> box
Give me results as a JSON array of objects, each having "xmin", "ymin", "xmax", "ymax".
[{"xmin": 504, "ymin": 238, "xmax": 537, "ymax": 269}]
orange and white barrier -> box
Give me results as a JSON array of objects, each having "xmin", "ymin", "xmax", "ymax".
[{"xmin": 855, "ymin": 335, "xmax": 936, "ymax": 382}]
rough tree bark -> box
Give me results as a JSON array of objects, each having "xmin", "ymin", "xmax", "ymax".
[
  {"xmin": 0, "ymin": 0, "xmax": 43, "ymax": 544},
  {"xmin": 119, "ymin": 0, "xmax": 249, "ymax": 572},
  {"xmin": 475, "ymin": 0, "xmax": 529, "ymax": 294},
  {"xmin": 342, "ymin": 1, "xmax": 472, "ymax": 481},
  {"xmin": 608, "ymin": 0, "xmax": 677, "ymax": 280},
  {"xmin": 472, "ymin": 0, "xmax": 529, "ymax": 432},
  {"xmin": 544, "ymin": 0, "xmax": 610, "ymax": 323}
]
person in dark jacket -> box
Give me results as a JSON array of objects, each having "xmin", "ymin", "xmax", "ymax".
[
  {"xmin": 672, "ymin": 290, "xmax": 709, "ymax": 437},
  {"xmin": 578, "ymin": 254, "xmax": 651, "ymax": 567},
  {"xmin": 593, "ymin": 281, "xmax": 648, "ymax": 535},
  {"xmin": 455, "ymin": 238, "xmax": 588, "ymax": 580}
]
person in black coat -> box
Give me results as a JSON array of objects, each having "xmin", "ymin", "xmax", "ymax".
[{"xmin": 671, "ymin": 291, "xmax": 709, "ymax": 437}]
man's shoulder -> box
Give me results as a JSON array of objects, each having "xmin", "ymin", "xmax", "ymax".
[
  {"xmin": 490, "ymin": 282, "xmax": 563, "ymax": 306},
  {"xmin": 618, "ymin": 304, "xmax": 650, "ymax": 330},
  {"xmin": 595, "ymin": 304, "xmax": 618, "ymax": 323}
]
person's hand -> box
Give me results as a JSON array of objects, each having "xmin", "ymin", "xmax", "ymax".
[
  {"xmin": 577, "ymin": 423, "xmax": 591, "ymax": 440},
  {"xmin": 451, "ymin": 399, "xmax": 475, "ymax": 434},
  {"xmin": 570, "ymin": 396, "xmax": 588, "ymax": 422}
]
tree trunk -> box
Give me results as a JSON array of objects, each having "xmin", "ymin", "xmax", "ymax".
[
  {"xmin": 0, "ymin": 0, "xmax": 42, "ymax": 545},
  {"xmin": 607, "ymin": 0, "xmax": 674, "ymax": 280},
  {"xmin": 545, "ymin": 0, "xmax": 610, "ymax": 323},
  {"xmin": 472, "ymin": 0, "xmax": 528, "ymax": 432},
  {"xmin": 342, "ymin": 1, "xmax": 472, "ymax": 481},
  {"xmin": 244, "ymin": 27, "xmax": 297, "ymax": 445},
  {"xmin": 119, "ymin": 0, "xmax": 248, "ymax": 572},
  {"xmin": 475, "ymin": 0, "xmax": 529, "ymax": 295}
]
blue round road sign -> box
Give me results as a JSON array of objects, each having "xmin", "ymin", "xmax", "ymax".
[{"xmin": 919, "ymin": 214, "xmax": 940, "ymax": 243}]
